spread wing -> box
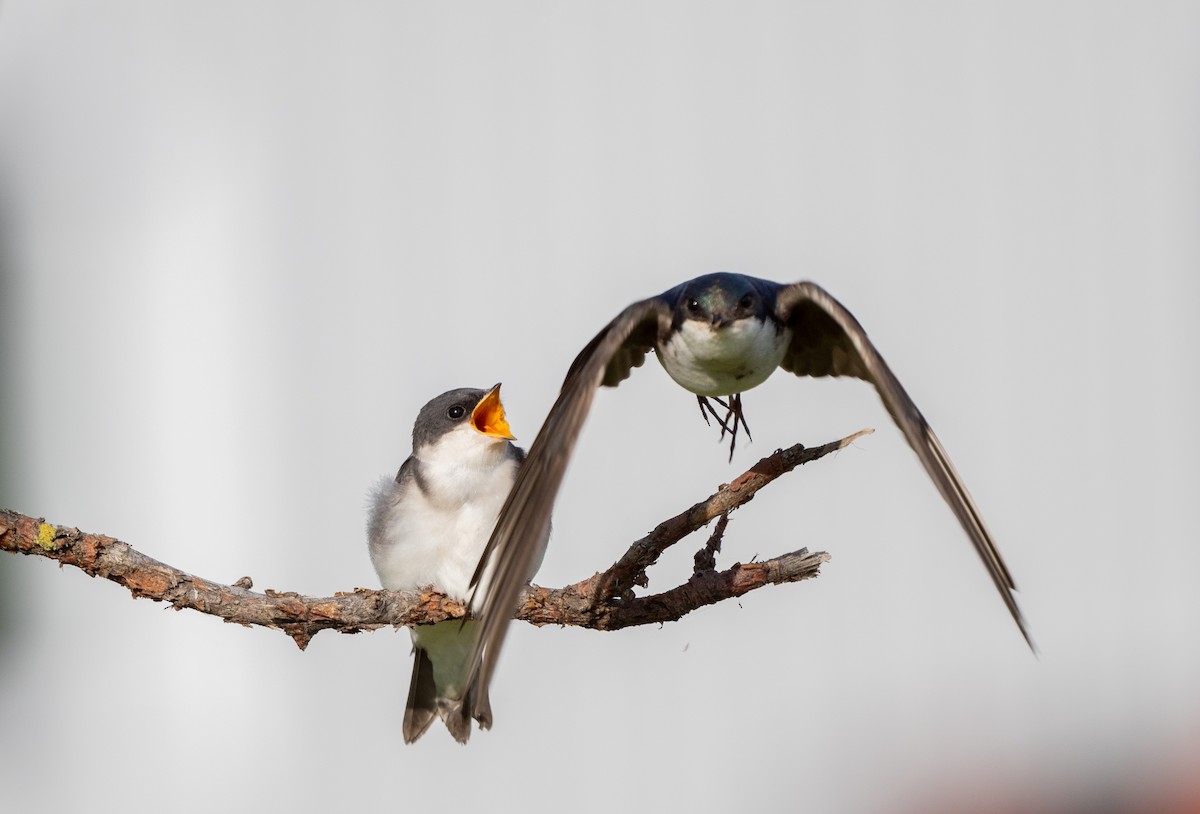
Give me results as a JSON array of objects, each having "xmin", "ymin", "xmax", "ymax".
[
  {"xmin": 775, "ymin": 281, "xmax": 1033, "ymax": 651},
  {"xmin": 461, "ymin": 297, "xmax": 672, "ymax": 718}
]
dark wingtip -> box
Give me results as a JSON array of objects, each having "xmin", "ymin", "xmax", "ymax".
[{"xmin": 1011, "ymin": 599, "xmax": 1038, "ymax": 656}]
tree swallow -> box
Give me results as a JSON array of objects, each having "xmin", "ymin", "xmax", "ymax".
[
  {"xmin": 464, "ymin": 273, "xmax": 1033, "ymax": 721},
  {"xmin": 368, "ymin": 384, "xmax": 547, "ymax": 744}
]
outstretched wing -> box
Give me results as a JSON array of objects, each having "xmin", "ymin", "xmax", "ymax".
[
  {"xmin": 775, "ymin": 281, "xmax": 1033, "ymax": 651},
  {"xmin": 462, "ymin": 296, "xmax": 672, "ymax": 718}
]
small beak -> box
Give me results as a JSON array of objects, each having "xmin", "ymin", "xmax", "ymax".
[
  {"xmin": 710, "ymin": 312, "xmax": 733, "ymax": 329},
  {"xmin": 471, "ymin": 383, "xmax": 515, "ymax": 440}
]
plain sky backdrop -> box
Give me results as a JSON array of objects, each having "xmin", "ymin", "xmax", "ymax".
[{"xmin": 2, "ymin": 3, "xmax": 1199, "ymax": 813}]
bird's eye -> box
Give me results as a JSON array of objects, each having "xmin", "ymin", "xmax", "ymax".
[
  {"xmin": 686, "ymin": 298, "xmax": 701, "ymax": 312},
  {"xmin": 447, "ymin": 405, "xmax": 466, "ymax": 419},
  {"xmin": 739, "ymin": 294, "xmax": 755, "ymax": 309}
]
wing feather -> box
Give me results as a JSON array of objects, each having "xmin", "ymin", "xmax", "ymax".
[
  {"xmin": 775, "ymin": 282, "xmax": 1032, "ymax": 650},
  {"xmin": 461, "ymin": 297, "xmax": 671, "ymax": 715}
]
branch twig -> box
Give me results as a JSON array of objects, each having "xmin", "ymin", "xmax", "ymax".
[{"xmin": 0, "ymin": 429, "xmax": 872, "ymax": 649}]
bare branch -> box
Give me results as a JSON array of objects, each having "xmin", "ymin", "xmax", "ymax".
[
  {"xmin": 592, "ymin": 428, "xmax": 872, "ymax": 601},
  {"xmin": 0, "ymin": 429, "xmax": 871, "ymax": 649}
]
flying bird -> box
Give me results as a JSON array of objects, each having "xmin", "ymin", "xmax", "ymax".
[
  {"xmin": 368, "ymin": 384, "xmax": 548, "ymax": 743},
  {"xmin": 459, "ymin": 272, "xmax": 1033, "ymax": 725}
]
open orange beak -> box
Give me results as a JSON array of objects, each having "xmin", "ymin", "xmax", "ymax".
[{"xmin": 471, "ymin": 383, "xmax": 514, "ymax": 440}]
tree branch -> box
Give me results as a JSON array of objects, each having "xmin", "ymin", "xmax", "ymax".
[{"xmin": 0, "ymin": 429, "xmax": 872, "ymax": 649}]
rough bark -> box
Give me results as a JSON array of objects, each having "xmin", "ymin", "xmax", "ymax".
[{"xmin": 0, "ymin": 429, "xmax": 872, "ymax": 650}]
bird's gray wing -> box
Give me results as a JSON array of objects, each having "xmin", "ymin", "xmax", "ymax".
[
  {"xmin": 462, "ymin": 297, "xmax": 671, "ymax": 716},
  {"xmin": 775, "ymin": 281, "xmax": 1033, "ymax": 651}
]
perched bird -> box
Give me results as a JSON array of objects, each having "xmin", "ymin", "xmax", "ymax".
[
  {"xmin": 463, "ymin": 272, "xmax": 1033, "ymax": 721},
  {"xmin": 368, "ymin": 384, "xmax": 547, "ymax": 744}
]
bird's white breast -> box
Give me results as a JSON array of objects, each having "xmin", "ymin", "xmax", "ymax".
[
  {"xmin": 368, "ymin": 426, "xmax": 520, "ymax": 601},
  {"xmin": 657, "ymin": 317, "xmax": 790, "ymax": 396}
]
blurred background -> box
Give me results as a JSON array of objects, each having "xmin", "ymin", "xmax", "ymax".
[{"xmin": 2, "ymin": 3, "xmax": 1198, "ymax": 812}]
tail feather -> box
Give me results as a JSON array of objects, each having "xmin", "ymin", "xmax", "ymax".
[
  {"xmin": 440, "ymin": 698, "xmax": 473, "ymax": 744},
  {"xmin": 403, "ymin": 647, "xmax": 438, "ymax": 744},
  {"xmin": 434, "ymin": 679, "xmax": 492, "ymax": 744},
  {"xmin": 403, "ymin": 621, "xmax": 493, "ymax": 744}
]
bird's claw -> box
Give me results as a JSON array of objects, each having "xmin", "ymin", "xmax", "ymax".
[{"xmin": 696, "ymin": 394, "xmax": 752, "ymax": 460}]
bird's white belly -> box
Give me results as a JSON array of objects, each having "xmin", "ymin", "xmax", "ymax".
[
  {"xmin": 658, "ymin": 318, "xmax": 790, "ymax": 396},
  {"xmin": 372, "ymin": 491, "xmax": 499, "ymax": 599},
  {"xmin": 370, "ymin": 453, "xmax": 518, "ymax": 601}
]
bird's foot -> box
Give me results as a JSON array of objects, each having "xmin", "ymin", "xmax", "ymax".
[
  {"xmin": 696, "ymin": 395, "xmax": 732, "ymax": 433},
  {"xmin": 696, "ymin": 394, "xmax": 752, "ymax": 461}
]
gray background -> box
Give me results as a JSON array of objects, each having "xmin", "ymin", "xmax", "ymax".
[{"xmin": 2, "ymin": 3, "xmax": 1198, "ymax": 812}]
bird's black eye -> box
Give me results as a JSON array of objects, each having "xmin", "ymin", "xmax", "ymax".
[
  {"xmin": 686, "ymin": 297, "xmax": 701, "ymax": 312},
  {"xmin": 447, "ymin": 405, "xmax": 466, "ymax": 420},
  {"xmin": 739, "ymin": 294, "xmax": 755, "ymax": 309}
]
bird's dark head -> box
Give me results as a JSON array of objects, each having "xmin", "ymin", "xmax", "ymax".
[{"xmin": 671, "ymin": 272, "xmax": 768, "ymax": 330}]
